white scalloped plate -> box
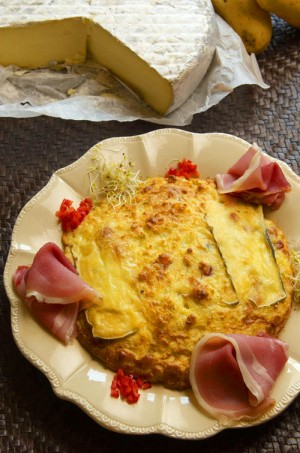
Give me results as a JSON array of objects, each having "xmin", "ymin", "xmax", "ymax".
[{"xmin": 4, "ymin": 129, "xmax": 300, "ymax": 440}]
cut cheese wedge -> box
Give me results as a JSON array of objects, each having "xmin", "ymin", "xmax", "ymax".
[{"xmin": 0, "ymin": 1, "xmax": 217, "ymax": 115}]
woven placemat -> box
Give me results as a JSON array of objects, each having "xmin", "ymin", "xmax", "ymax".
[{"xmin": 0, "ymin": 17, "xmax": 299, "ymax": 453}]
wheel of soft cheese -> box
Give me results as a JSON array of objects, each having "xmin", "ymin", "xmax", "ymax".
[{"xmin": 0, "ymin": 0, "xmax": 217, "ymax": 115}]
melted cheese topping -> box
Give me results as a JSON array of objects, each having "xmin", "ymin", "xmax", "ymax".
[{"xmin": 205, "ymin": 199, "xmax": 286, "ymax": 307}]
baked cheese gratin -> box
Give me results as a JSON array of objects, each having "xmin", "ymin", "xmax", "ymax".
[{"xmin": 62, "ymin": 176, "xmax": 294, "ymax": 390}]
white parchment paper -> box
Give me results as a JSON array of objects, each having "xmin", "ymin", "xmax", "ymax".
[{"xmin": 0, "ymin": 16, "xmax": 268, "ymax": 126}]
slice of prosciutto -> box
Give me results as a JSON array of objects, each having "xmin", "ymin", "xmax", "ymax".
[
  {"xmin": 216, "ymin": 144, "xmax": 291, "ymax": 209},
  {"xmin": 13, "ymin": 242, "xmax": 101, "ymax": 344},
  {"xmin": 189, "ymin": 333, "xmax": 288, "ymax": 425}
]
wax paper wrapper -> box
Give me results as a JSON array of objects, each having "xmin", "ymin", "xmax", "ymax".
[{"xmin": 0, "ymin": 16, "xmax": 268, "ymax": 126}]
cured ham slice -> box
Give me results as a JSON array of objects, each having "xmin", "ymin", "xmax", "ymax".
[
  {"xmin": 15, "ymin": 242, "xmax": 100, "ymax": 305},
  {"xmin": 13, "ymin": 242, "xmax": 101, "ymax": 343},
  {"xmin": 14, "ymin": 264, "xmax": 79, "ymax": 343},
  {"xmin": 189, "ymin": 333, "xmax": 288, "ymax": 424},
  {"xmin": 216, "ymin": 145, "xmax": 291, "ymax": 209}
]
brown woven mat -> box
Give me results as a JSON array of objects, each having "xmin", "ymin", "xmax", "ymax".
[{"xmin": 1, "ymin": 16, "xmax": 300, "ymax": 453}]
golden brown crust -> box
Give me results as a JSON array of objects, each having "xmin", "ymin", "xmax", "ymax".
[{"xmin": 63, "ymin": 176, "xmax": 294, "ymax": 390}]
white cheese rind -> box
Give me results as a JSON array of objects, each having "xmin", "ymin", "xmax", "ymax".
[{"xmin": 0, "ymin": 1, "xmax": 217, "ymax": 115}]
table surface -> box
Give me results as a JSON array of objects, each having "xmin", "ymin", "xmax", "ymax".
[{"xmin": 0, "ymin": 18, "xmax": 299, "ymax": 453}]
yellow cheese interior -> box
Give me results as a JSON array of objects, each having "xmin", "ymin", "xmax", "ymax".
[
  {"xmin": 0, "ymin": 19, "xmax": 87, "ymax": 68},
  {"xmin": 0, "ymin": 18, "xmax": 173, "ymax": 114},
  {"xmin": 87, "ymin": 22, "xmax": 173, "ymax": 115},
  {"xmin": 205, "ymin": 198, "xmax": 286, "ymax": 307}
]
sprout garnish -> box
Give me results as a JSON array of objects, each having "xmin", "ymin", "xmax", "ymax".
[{"xmin": 88, "ymin": 150, "xmax": 141, "ymax": 207}]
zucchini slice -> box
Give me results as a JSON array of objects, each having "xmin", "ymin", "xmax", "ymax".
[{"xmin": 205, "ymin": 197, "xmax": 286, "ymax": 307}]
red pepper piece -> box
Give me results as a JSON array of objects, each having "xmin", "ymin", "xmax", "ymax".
[
  {"xmin": 166, "ymin": 158, "xmax": 199, "ymax": 179},
  {"xmin": 110, "ymin": 369, "xmax": 152, "ymax": 404},
  {"xmin": 56, "ymin": 197, "xmax": 93, "ymax": 232},
  {"xmin": 111, "ymin": 388, "xmax": 120, "ymax": 398}
]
